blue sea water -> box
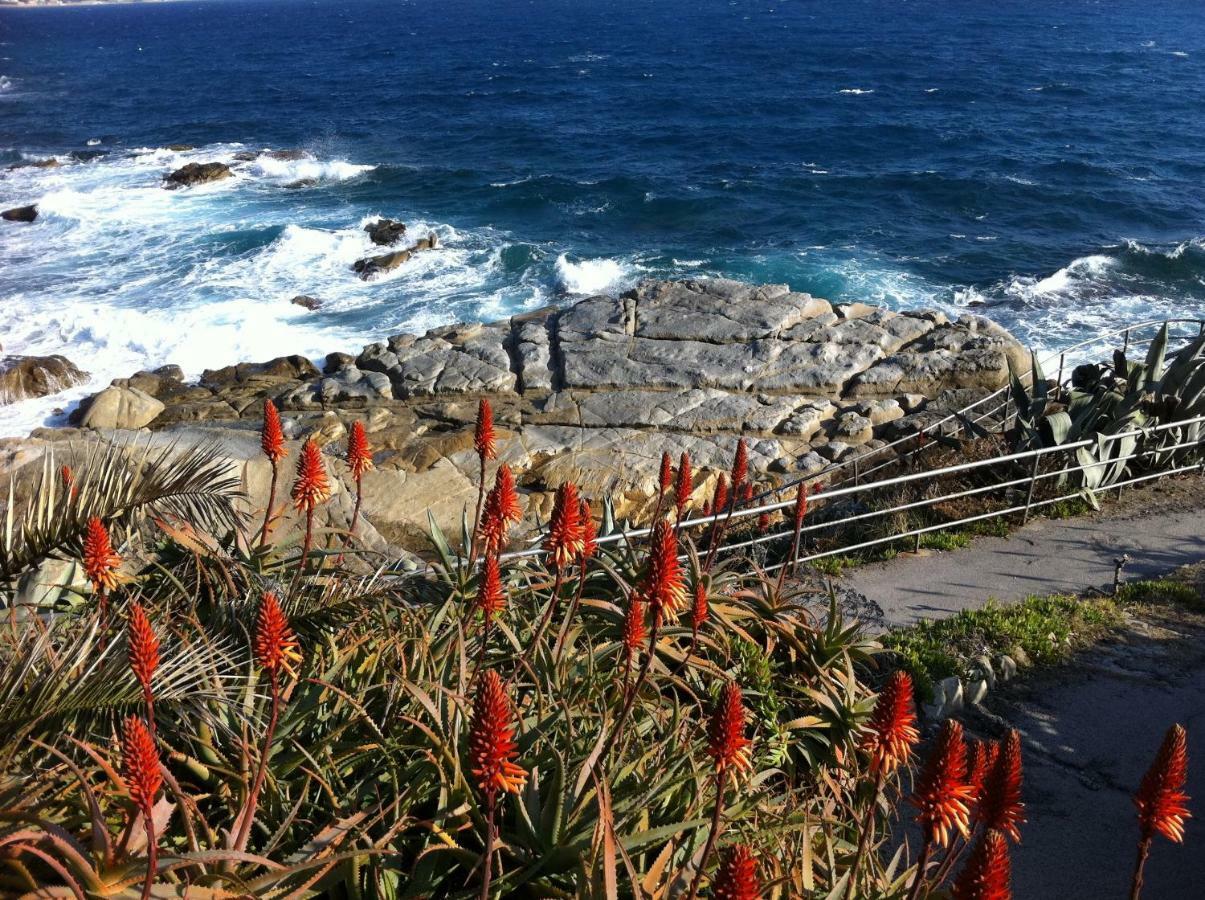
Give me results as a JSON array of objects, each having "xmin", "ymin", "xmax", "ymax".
[{"xmin": 2, "ymin": 0, "xmax": 1205, "ymax": 432}]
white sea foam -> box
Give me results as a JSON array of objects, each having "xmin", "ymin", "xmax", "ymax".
[
  {"xmin": 0, "ymin": 76, "xmax": 12, "ymax": 92},
  {"xmin": 554, "ymin": 254, "xmax": 634, "ymax": 294},
  {"xmin": 1172, "ymin": 51, "xmax": 1189, "ymax": 58},
  {"xmin": 838, "ymin": 88, "xmax": 874, "ymax": 95},
  {"xmin": 244, "ymin": 155, "xmax": 374, "ymax": 184}
]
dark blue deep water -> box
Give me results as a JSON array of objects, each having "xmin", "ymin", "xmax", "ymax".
[{"xmin": 2, "ymin": 0, "xmax": 1205, "ymax": 430}]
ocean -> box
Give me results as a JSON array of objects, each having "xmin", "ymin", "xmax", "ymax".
[{"xmin": 2, "ymin": 0, "xmax": 1204, "ymax": 434}]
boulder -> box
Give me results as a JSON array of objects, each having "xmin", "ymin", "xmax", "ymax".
[
  {"xmin": 163, "ymin": 162, "xmax": 232, "ymax": 189},
  {"xmin": 264, "ymin": 149, "xmax": 311, "ymax": 161},
  {"xmin": 0, "ymin": 355, "xmax": 89, "ymax": 405},
  {"xmin": 166, "ymin": 144, "xmax": 195, "ymax": 152},
  {"xmin": 284, "ymin": 178, "xmax": 318, "ymax": 190},
  {"xmin": 6, "ymin": 158, "xmax": 59, "ymax": 171},
  {"xmin": 364, "ymin": 218, "xmax": 407, "ymax": 246},
  {"xmin": 354, "ymin": 249, "xmax": 411, "ymax": 280},
  {"xmin": 77, "ymin": 386, "xmax": 165, "ymax": 430},
  {"xmin": 1, "ymin": 205, "xmax": 37, "ymax": 223},
  {"xmin": 290, "ymin": 295, "xmax": 323, "ymax": 311}
]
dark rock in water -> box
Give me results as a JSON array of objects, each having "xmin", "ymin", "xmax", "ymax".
[
  {"xmin": 354, "ymin": 249, "xmax": 411, "ymax": 280},
  {"xmin": 284, "ymin": 178, "xmax": 318, "ymax": 190},
  {"xmin": 364, "ymin": 218, "xmax": 407, "ymax": 246},
  {"xmin": 324, "ymin": 352, "xmax": 355, "ymax": 374},
  {"xmin": 164, "ymin": 162, "xmax": 232, "ymax": 188},
  {"xmin": 69, "ymin": 149, "xmax": 108, "ymax": 162},
  {"xmin": 265, "ymin": 149, "xmax": 311, "ymax": 161},
  {"xmin": 232, "ymin": 150, "xmax": 260, "ymax": 162},
  {"xmin": 290, "ymin": 295, "xmax": 323, "ymax": 311},
  {"xmin": 6, "ymin": 158, "xmax": 59, "ymax": 171},
  {"xmin": 166, "ymin": 144, "xmax": 195, "ymax": 152},
  {"xmin": 412, "ymin": 232, "xmax": 440, "ymax": 251},
  {"xmin": 0, "ymin": 355, "xmax": 89, "ymax": 405},
  {"xmin": 2, "ymin": 205, "xmax": 37, "ymax": 223}
]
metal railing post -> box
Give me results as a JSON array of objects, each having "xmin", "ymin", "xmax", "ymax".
[{"xmin": 1022, "ymin": 451, "xmax": 1042, "ymax": 524}]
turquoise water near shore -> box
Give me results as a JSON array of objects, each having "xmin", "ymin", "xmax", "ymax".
[{"xmin": 2, "ymin": 0, "xmax": 1205, "ymax": 432}]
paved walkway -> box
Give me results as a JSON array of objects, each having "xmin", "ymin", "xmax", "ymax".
[{"xmin": 841, "ymin": 490, "xmax": 1205, "ymax": 629}]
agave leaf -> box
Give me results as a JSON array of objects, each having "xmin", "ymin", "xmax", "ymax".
[{"xmin": 1143, "ymin": 322, "xmax": 1170, "ymax": 387}]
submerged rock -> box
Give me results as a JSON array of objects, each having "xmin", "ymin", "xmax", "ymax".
[
  {"xmin": 6, "ymin": 158, "xmax": 59, "ymax": 171},
  {"xmin": 0, "ymin": 355, "xmax": 89, "ymax": 405},
  {"xmin": 1, "ymin": 205, "xmax": 37, "ymax": 223},
  {"xmin": 290, "ymin": 295, "xmax": 323, "ymax": 311},
  {"xmin": 164, "ymin": 162, "xmax": 232, "ymax": 188}
]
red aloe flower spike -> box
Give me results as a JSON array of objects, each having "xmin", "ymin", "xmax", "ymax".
[
  {"xmin": 254, "ymin": 591, "xmax": 302, "ymax": 679},
  {"xmin": 578, "ymin": 498, "xmax": 598, "ymax": 561},
  {"xmin": 127, "ymin": 602, "xmax": 159, "ymax": 734},
  {"xmin": 966, "ymin": 739, "xmax": 1000, "ymax": 819},
  {"xmin": 711, "ymin": 844, "xmax": 762, "ymax": 900},
  {"xmin": 741, "ymin": 481, "xmax": 754, "ymax": 505},
  {"xmin": 674, "ymin": 451, "xmax": 693, "ymax": 519},
  {"xmin": 713, "ymin": 475, "xmax": 729, "ymax": 517},
  {"xmin": 83, "ymin": 516, "xmax": 122, "ymax": 595},
  {"xmin": 476, "ymin": 553, "xmax": 507, "ymax": 622},
  {"xmin": 261, "ymin": 399, "xmax": 288, "ymax": 464},
  {"xmin": 643, "ymin": 519, "xmax": 686, "ymax": 618},
  {"xmin": 346, "ymin": 420, "xmax": 373, "ymax": 479},
  {"xmin": 291, "ymin": 439, "xmax": 331, "ymax": 569},
  {"xmin": 469, "ymin": 670, "xmax": 528, "ymax": 798},
  {"xmin": 757, "ymin": 511, "xmax": 771, "ymax": 533},
  {"xmin": 480, "ymin": 490, "xmax": 507, "ymax": 557},
  {"xmin": 953, "ymin": 829, "xmax": 1012, "ymax": 900},
  {"xmin": 911, "ymin": 719, "xmax": 975, "ymax": 848},
  {"xmin": 121, "ymin": 715, "xmax": 161, "ymax": 900},
  {"xmin": 659, "ymin": 451, "xmax": 673, "ymax": 495},
  {"xmin": 621, "ymin": 594, "xmax": 647, "ymax": 671},
  {"xmin": 731, "ymin": 438, "xmax": 748, "ymax": 491},
  {"xmin": 708, "ymin": 681, "xmax": 752, "ymax": 774},
  {"xmin": 543, "ymin": 482, "xmax": 584, "ymax": 570},
  {"xmin": 795, "ymin": 482, "xmax": 809, "ymax": 528},
  {"xmin": 493, "ymin": 464, "xmax": 524, "ymax": 525},
  {"xmin": 862, "ymin": 670, "xmax": 920, "ymax": 776},
  {"xmin": 701, "ymin": 499, "xmax": 712, "ymax": 518},
  {"xmin": 1135, "ymin": 723, "xmax": 1191, "ymax": 844},
  {"xmin": 474, "ymin": 398, "xmax": 497, "ymax": 462},
  {"xmin": 60, "ymin": 464, "xmax": 79, "ymax": 500},
  {"xmin": 692, "ymin": 580, "xmax": 709, "ymax": 626},
  {"xmin": 979, "ymin": 729, "xmax": 1025, "ymax": 843},
  {"xmin": 291, "ymin": 438, "xmax": 331, "ymax": 512}
]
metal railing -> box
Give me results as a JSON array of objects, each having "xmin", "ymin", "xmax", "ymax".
[{"xmin": 492, "ymin": 318, "xmax": 1205, "ymax": 572}]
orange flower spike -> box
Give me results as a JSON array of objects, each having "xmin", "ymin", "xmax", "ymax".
[
  {"xmin": 980, "ymin": 730, "xmax": 1025, "ymax": 843},
  {"xmin": 659, "ymin": 451, "xmax": 673, "ymax": 496},
  {"xmin": 254, "ymin": 591, "xmax": 302, "ymax": 679},
  {"xmin": 643, "ymin": 519, "xmax": 686, "ymax": 616},
  {"xmin": 290, "ymin": 439, "xmax": 331, "ymax": 512},
  {"xmin": 1134, "ymin": 723, "xmax": 1191, "ymax": 844},
  {"xmin": 708, "ymin": 681, "xmax": 752, "ymax": 774},
  {"xmin": 121, "ymin": 716, "xmax": 161, "ymax": 818},
  {"xmin": 691, "ymin": 580, "xmax": 709, "ymax": 627},
  {"xmin": 953, "ymin": 829, "xmax": 1012, "ymax": 900},
  {"xmin": 622, "ymin": 595, "xmax": 648, "ymax": 661},
  {"xmin": 794, "ymin": 483, "xmax": 808, "ymax": 528},
  {"xmin": 731, "ymin": 438, "xmax": 749, "ymax": 491},
  {"xmin": 579, "ymin": 498, "xmax": 598, "ymax": 561},
  {"xmin": 701, "ymin": 499, "xmax": 712, "ymax": 518},
  {"xmin": 82, "ymin": 517, "xmax": 122, "ymax": 594},
  {"xmin": 862, "ymin": 670, "xmax": 920, "ymax": 775},
  {"xmin": 757, "ymin": 511, "xmax": 771, "ymax": 533},
  {"xmin": 493, "ymin": 464, "xmax": 523, "ymax": 525},
  {"xmin": 476, "ymin": 553, "xmax": 507, "ymax": 621},
  {"xmin": 711, "ymin": 844, "xmax": 762, "ymax": 900},
  {"xmin": 127, "ymin": 602, "xmax": 159, "ymax": 692},
  {"xmin": 346, "ymin": 420, "xmax": 373, "ymax": 479},
  {"xmin": 543, "ymin": 482, "xmax": 584, "ymax": 570},
  {"xmin": 468, "ymin": 670, "xmax": 527, "ymax": 799},
  {"xmin": 911, "ymin": 719, "xmax": 975, "ymax": 847},
  {"xmin": 261, "ymin": 398, "xmax": 287, "ymax": 464},
  {"xmin": 713, "ymin": 474, "xmax": 729, "ymax": 515},
  {"xmin": 474, "ymin": 397, "xmax": 497, "ymax": 462},
  {"xmin": 674, "ymin": 451, "xmax": 693, "ymax": 516},
  {"xmin": 60, "ymin": 464, "xmax": 79, "ymax": 499}
]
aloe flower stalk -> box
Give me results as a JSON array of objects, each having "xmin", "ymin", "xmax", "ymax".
[
  {"xmin": 127, "ymin": 602, "xmax": 160, "ymax": 738},
  {"xmin": 777, "ymin": 482, "xmax": 808, "ymax": 591},
  {"xmin": 674, "ymin": 451, "xmax": 693, "ymax": 524},
  {"xmin": 687, "ymin": 681, "xmax": 751, "ymax": 900},
  {"xmin": 121, "ymin": 715, "xmax": 161, "ymax": 900},
  {"xmin": 290, "ymin": 438, "xmax": 331, "ymax": 573},
  {"xmin": 233, "ymin": 591, "xmax": 301, "ymax": 852},
  {"xmin": 1130, "ymin": 724, "xmax": 1190, "ymax": 900},
  {"xmin": 953, "ymin": 829, "xmax": 1011, "ymax": 900},
  {"xmin": 343, "ymin": 420, "xmax": 373, "ymax": 554},
  {"xmin": 554, "ymin": 497, "xmax": 598, "ymax": 662},
  {"xmin": 711, "ymin": 844, "xmax": 762, "ymax": 900},
  {"xmin": 651, "ymin": 450, "xmax": 672, "ymax": 523},
  {"xmin": 475, "ymin": 553, "xmax": 506, "ymax": 670},
  {"xmin": 471, "ymin": 398, "xmax": 497, "ymax": 554},
  {"xmin": 526, "ymin": 483, "xmax": 583, "ymax": 658},
  {"xmin": 686, "ymin": 578, "xmax": 708, "ymax": 661},
  {"xmin": 83, "ymin": 516, "xmax": 121, "ymax": 642},
  {"xmin": 907, "ymin": 719, "xmax": 975, "ymax": 900},
  {"xmin": 979, "ymin": 729, "xmax": 1025, "ymax": 843},
  {"xmin": 481, "ymin": 463, "xmax": 523, "ymax": 556},
  {"xmin": 258, "ymin": 399, "xmax": 288, "ymax": 549},
  {"xmin": 469, "ymin": 670, "xmax": 527, "ymax": 900}
]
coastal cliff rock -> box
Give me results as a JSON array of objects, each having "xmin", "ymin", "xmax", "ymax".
[
  {"xmin": 2, "ymin": 205, "xmax": 37, "ymax": 223},
  {"xmin": 0, "ymin": 355, "xmax": 89, "ymax": 405},
  {"xmin": 164, "ymin": 162, "xmax": 232, "ymax": 188},
  {"xmin": 25, "ymin": 278, "xmax": 1027, "ymax": 554},
  {"xmin": 76, "ymin": 385, "xmax": 165, "ymax": 430},
  {"xmin": 364, "ymin": 218, "xmax": 407, "ymax": 246}
]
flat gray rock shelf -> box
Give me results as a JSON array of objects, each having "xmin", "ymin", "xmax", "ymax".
[{"xmin": 10, "ymin": 278, "xmax": 1028, "ymax": 554}]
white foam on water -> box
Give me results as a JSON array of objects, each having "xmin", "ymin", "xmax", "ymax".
[
  {"xmin": 838, "ymin": 88, "xmax": 874, "ymax": 95},
  {"xmin": 0, "ymin": 75, "xmax": 12, "ymax": 92},
  {"xmin": 554, "ymin": 254, "xmax": 635, "ymax": 294}
]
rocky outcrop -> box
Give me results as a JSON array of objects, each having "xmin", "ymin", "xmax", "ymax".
[
  {"xmin": 6, "ymin": 158, "xmax": 59, "ymax": 171},
  {"xmin": 0, "ymin": 355, "xmax": 89, "ymax": 405},
  {"xmin": 76, "ymin": 386, "xmax": 165, "ymax": 430},
  {"xmin": 364, "ymin": 218, "xmax": 406, "ymax": 246},
  {"xmin": 164, "ymin": 162, "xmax": 232, "ymax": 188},
  {"xmin": 1, "ymin": 205, "xmax": 37, "ymax": 223},
  {"xmin": 40, "ymin": 278, "xmax": 1026, "ymax": 554},
  {"xmin": 290, "ymin": 295, "xmax": 323, "ymax": 311},
  {"xmin": 353, "ymin": 232, "xmax": 439, "ymax": 280}
]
